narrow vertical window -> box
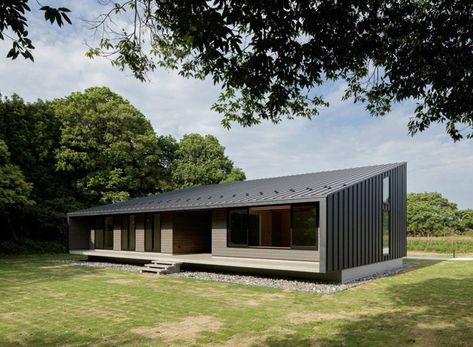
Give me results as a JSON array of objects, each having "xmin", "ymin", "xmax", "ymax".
[
  {"xmin": 145, "ymin": 213, "xmax": 160, "ymax": 252},
  {"xmin": 129, "ymin": 215, "xmax": 136, "ymax": 251},
  {"xmin": 121, "ymin": 215, "xmax": 136, "ymax": 251},
  {"xmin": 104, "ymin": 216, "xmax": 114, "ymax": 250},
  {"xmin": 121, "ymin": 215, "xmax": 129, "ymax": 250},
  {"xmin": 153, "ymin": 213, "xmax": 161, "ymax": 252},
  {"xmin": 382, "ymin": 176, "xmax": 390, "ymax": 255},
  {"xmin": 94, "ymin": 217, "xmax": 104, "ymax": 249}
]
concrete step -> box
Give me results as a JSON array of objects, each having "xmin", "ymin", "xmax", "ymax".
[
  {"xmin": 151, "ymin": 260, "xmax": 178, "ymax": 265},
  {"xmin": 144, "ymin": 263, "xmax": 168, "ymax": 269},
  {"xmin": 141, "ymin": 261, "xmax": 182, "ymax": 275}
]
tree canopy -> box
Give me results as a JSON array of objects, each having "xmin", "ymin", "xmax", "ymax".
[
  {"xmin": 0, "ymin": 88, "xmax": 245, "ymax": 244},
  {"xmin": 171, "ymin": 133, "xmax": 245, "ymax": 188},
  {"xmin": 53, "ymin": 87, "xmax": 163, "ymax": 204},
  {"xmin": 0, "ymin": 1, "xmax": 71, "ymax": 61},
  {"xmin": 407, "ymin": 192, "xmax": 472, "ymax": 236},
  {"xmin": 2, "ymin": 1, "xmax": 472, "ymax": 140},
  {"xmin": 86, "ymin": 0, "xmax": 473, "ymax": 140}
]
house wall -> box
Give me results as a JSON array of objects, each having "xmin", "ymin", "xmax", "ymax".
[
  {"xmin": 173, "ymin": 211, "xmax": 211, "ymax": 254},
  {"xmin": 161, "ymin": 212, "xmax": 173, "ymax": 254},
  {"xmin": 113, "ymin": 216, "xmax": 121, "ymax": 251},
  {"xmin": 68, "ymin": 217, "xmax": 91, "ymax": 250},
  {"xmin": 325, "ymin": 163, "xmax": 407, "ymax": 272},
  {"xmin": 212, "ymin": 209, "xmax": 320, "ymax": 262},
  {"xmin": 135, "ymin": 214, "xmax": 145, "ymax": 252}
]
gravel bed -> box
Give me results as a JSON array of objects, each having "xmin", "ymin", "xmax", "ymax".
[
  {"xmin": 170, "ymin": 264, "xmax": 417, "ymax": 294},
  {"xmin": 53, "ymin": 259, "xmax": 144, "ymax": 272},
  {"xmin": 53, "ymin": 259, "xmax": 416, "ymax": 294}
]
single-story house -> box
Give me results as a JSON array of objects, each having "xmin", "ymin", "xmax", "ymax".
[{"xmin": 68, "ymin": 162, "xmax": 407, "ymax": 282}]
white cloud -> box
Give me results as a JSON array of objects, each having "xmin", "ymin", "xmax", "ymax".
[{"xmin": 0, "ymin": 6, "xmax": 472, "ymax": 209}]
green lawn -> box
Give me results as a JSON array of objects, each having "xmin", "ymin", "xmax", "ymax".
[
  {"xmin": 0, "ymin": 255, "xmax": 472, "ymax": 346},
  {"xmin": 408, "ymin": 236, "xmax": 473, "ymax": 257}
]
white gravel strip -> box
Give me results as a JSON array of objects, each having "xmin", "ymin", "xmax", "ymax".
[
  {"xmin": 54, "ymin": 259, "xmax": 416, "ymax": 294},
  {"xmin": 170, "ymin": 264, "xmax": 417, "ymax": 294}
]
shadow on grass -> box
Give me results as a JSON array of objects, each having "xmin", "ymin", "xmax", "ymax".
[{"xmin": 262, "ymin": 275, "xmax": 473, "ymax": 347}]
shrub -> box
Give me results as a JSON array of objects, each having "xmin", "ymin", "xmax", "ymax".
[{"xmin": 0, "ymin": 239, "xmax": 65, "ymax": 255}]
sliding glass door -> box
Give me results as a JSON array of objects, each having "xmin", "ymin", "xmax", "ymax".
[
  {"xmin": 227, "ymin": 204, "xmax": 318, "ymax": 250},
  {"xmin": 144, "ymin": 213, "xmax": 161, "ymax": 252},
  {"xmin": 121, "ymin": 215, "xmax": 136, "ymax": 251},
  {"xmin": 95, "ymin": 216, "xmax": 114, "ymax": 250}
]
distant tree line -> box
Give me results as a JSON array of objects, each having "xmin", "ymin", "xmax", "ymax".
[
  {"xmin": 0, "ymin": 87, "xmax": 245, "ymax": 244},
  {"xmin": 407, "ymin": 193, "xmax": 473, "ymax": 237}
]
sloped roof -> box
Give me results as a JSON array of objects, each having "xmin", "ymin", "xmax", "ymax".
[{"xmin": 68, "ymin": 162, "xmax": 405, "ymax": 217}]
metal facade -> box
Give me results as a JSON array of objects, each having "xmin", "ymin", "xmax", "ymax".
[{"xmin": 325, "ymin": 163, "xmax": 407, "ymax": 272}]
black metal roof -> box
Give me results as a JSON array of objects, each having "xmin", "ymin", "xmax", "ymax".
[{"xmin": 68, "ymin": 162, "xmax": 405, "ymax": 217}]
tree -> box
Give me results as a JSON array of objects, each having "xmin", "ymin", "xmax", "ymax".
[
  {"xmin": 459, "ymin": 209, "xmax": 473, "ymax": 233},
  {"xmin": 85, "ymin": 0, "xmax": 473, "ymax": 140},
  {"xmin": 172, "ymin": 133, "xmax": 245, "ymax": 188},
  {"xmin": 156, "ymin": 135, "xmax": 179, "ymax": 191},
  {"xmin": 1, "ymin": 1, "xmax": 71, "ymax": 61},
  {"xmin": 407, "ymin": 192, "xmax": 460, "ymax": 237},
  {"xmin": 53, "ymin": 87, "xmax": 163, "ymax": 204},
  {"xmin": 0, "ymin": 139, "xmax": 34, "ymax": 240}
]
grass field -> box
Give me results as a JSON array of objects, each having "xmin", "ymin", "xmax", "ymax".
[
  {"xmin": 0, "ymin": 255, "xmax": 472, "ymax": 346},
  {"xmin": 407, "ymin": 236, "xmax": 473, "ymax": 256}
]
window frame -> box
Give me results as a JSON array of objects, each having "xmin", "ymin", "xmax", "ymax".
[
  {"xmin": 144, "ymin": 213, "xmax": 161, "ymax": 252},
  {"xmin": 121, "ymin": 215, "xmax": 136, "ymax": 251},
  {"xmin": 382, "ymin": 176, "xmax": 391, "ymax": 256},
  {"xmin": 226, "ymin": 203, "xmax": 319, "ymax": 251}
]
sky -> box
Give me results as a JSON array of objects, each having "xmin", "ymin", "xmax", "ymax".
[{"xmin": 1, "ymin": 2, "xmax": 472, "ymax": 208}]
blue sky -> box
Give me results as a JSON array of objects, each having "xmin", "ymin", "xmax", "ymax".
[{"xmin": 1, "ymin": 2, "xmax": 472, "ymax": 208}]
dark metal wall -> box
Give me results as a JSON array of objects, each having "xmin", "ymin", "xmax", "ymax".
[{"xmin": 325, "ymin": 163, "xmax": 407, "ymax": 272}]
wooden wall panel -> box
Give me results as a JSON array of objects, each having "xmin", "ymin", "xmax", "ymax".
[
  {"xmin": 172, "ymin": 211, "xmax": 211, "ymax": 254},
  {"xmin": 160, "ymin": 212, "xmax": 173, "ymax": 254},
  {"xmin": 135, "ymin": 214, "xmax": 145, "ymax": 252}
]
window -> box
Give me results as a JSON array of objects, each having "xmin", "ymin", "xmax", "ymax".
[
  {"xmin": 104, "ymin": 216, "xmax": 114, "ymax": 250},
  {"xmin": 121, "ymin": 215, "xmax": 136, "ymax": 251},
  {"xmin": 94, "ymin": 217, "xmax": 104, "ymax": 249},
  {"xmin": 228, "ymin": 209, "xmax": 248, "ymax": 246},
  {"xmin": 383, "ymin": 176, "xmax": 390, "ymax": 255},
  {"xmin": 145, "ymin": 213, "xmax": 161, "ymax": 252},
  {"xmin": 95, "ymin": 216, "xmax": 114, "ymax": 249},
  {"xmin": 291, "ymin": 206, "xmax": 318, "ymax": 249},
  {"xmin": 227, "ymin": 204, "xmax": 318, "ymax": 250}
]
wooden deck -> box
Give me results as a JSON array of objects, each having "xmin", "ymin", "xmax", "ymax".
[{"xmin": 69, "ymin": 249, "xmax": 320, "ymax": 273}]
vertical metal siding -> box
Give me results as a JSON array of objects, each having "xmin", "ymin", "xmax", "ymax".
[{"xmin": 325, "ymin": 163, "xmax": 407, "ymax": 272}]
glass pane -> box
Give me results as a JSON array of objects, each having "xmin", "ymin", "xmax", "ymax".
[
  {"xmin": 292, "ymin": 206, "xmax": 317, "ymax": 248},
  {"xmin": 144, "ymin": 214, "xmax": 153, "ymax": 252},
  {"xmin": 153, "ymin": 214, "xmax": 161, "ymax": 252},
  {"xmin": 94, "ymin": 217, "xmax": 104, "ymax": 249},
  {"xmin": 383, "ymin": 210, "xmax": 390, "ymax": 254},
  {"xmin": 229, "ymin": 209, "xmax": 248, "ymax": 245},
  {"xmin": 383, "ymin": 176, "xmax": 390, "ymax": 204},
  {"xmin": 121, "ymin": 216, "xmax": 129, "ymax": 250},
  {"xmin": 104, "ymin": 216, "xmax": 114, "ymax": 249},
  {"xmin": 248, "ymin": 214, "xmax": 260, "ymax": 246},
  {"xmin": 129, "ymin": 215, "xmax": 136, "ymax": 251},
  {"xmin": 95, "ymin": 229, "xmax": 104, "ymax": 249}
]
